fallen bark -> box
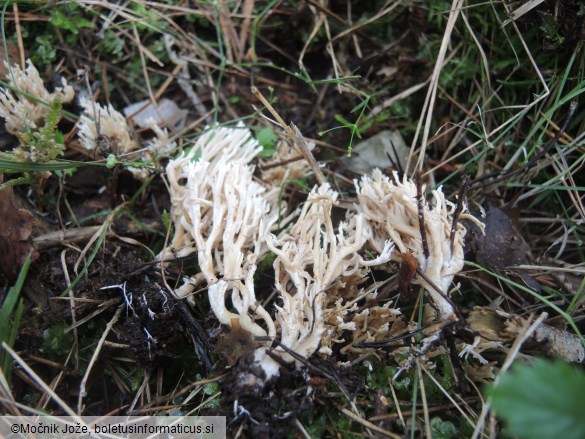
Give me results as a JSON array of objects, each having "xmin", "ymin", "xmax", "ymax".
[{"xmin": 468, "ymin": 306, "xmax": 585, "ymax": 363}]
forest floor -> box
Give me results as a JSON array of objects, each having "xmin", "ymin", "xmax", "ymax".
[{"xmin": 1, "ymin": 1, "xmax": 585, "ymax": 438}]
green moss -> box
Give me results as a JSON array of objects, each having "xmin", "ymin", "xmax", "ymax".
[
  {"xmin": 41, "ymin": 324, "xmax": 75, "ymax": 357},
  {"xmin": 17, "ymin": 99, "xmax": 65, "ymax": 163}
]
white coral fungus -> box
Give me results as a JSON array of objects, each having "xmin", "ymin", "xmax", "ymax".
[
  {"xmin": 161, "ymin": 125, "xmax": 481, "ymax": 382},
  {"xmin": 265, "ymin": 183, "xmax": 392, "ymax": 373},
  {"xmin": 78, "ymin": 98, "xmax": 178, "ymax": 180},
  {"xmin": 160, "ymin": 125, "xmax": 278, "ymax": 341},
  {"xmin": 0, "ymin": 60, "xmax": 74, "ymax": 135},
  {"xmin": 78, "ymin": 97, "xmax": 139, "ymax": 155},
  {"xmin": 356, "ymin": 169, "xmax": 483, "ymax": 321},
  {"xmin": 160, "ymin": 126, "xmax": 394, "ymax": 380}
]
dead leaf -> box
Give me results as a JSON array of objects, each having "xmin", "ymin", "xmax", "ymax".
[
  {"xmin": 0, "ymin": 173, "xmax": 38, "ymax": 278},
  {"xmin": 398, "ymin": 251, "xmax": 418, "ymax": 296},
  {"xmin": 341, "ymin": 130, "xmax": 408, "ymax": 175},
  {"xmin": 214, "ymin": 319, "xmax": 256, "ymax": 366},
  {"xmin": 123, "ymin": 98, "xmax": 187, "ymax": 131},
  {"xmin": 473, "ymin": 205, "xmax": 528, "ymax": 271},
  {"xmin": 0, "ymin": 41, "xmax": 21, "ymax": 78},
  {"xmin": 468, "ymin": 306, "xmax": 585, "ymax": 363}
]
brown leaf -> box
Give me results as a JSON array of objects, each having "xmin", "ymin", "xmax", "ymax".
[
  {"xmin": 0, "ymin": 174, "xmax": 38, "ymax": 278},
  {"xmin": 468, "ymin": 306, "xmax": 585, "ymax": 363},
  {"xmin": 0, "ymin": 41, "xmax": 21, "ymax": 79},
  {"xmin": 474, "ymin": 205, "xmax": 528, "ymax": 271}
]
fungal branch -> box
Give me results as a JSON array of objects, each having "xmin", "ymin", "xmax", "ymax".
[
  {"xmin": 356, "ymin": 169, "xmax": 484, "ymax": 322},
  {"xmin": 160, "ymin": 125, "xmax": 482, "ymax": 382},
  {"xmin": 160, "ymin": 125, "xmax": 278, "ymax": 339},
  {"xmin": 0, "ymin": 60, "xmax": 75, "ymax": 136},
  {"xmin": 265, "ymin": 183, "xmax": 392, "ymax": 374},
  {"xmin": 78, "ymin": 97, "xmax": 139, "ymax": 155}
]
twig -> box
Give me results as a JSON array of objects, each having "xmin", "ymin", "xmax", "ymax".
[
  {"xmin": 268, "ymin": 340, "xmax": 351, "ymax": 401},
  {"xmin": 303, "ymin": 0, "xmax": 381, "ymax": 47},
  {"xmin": 501, "ymin": 0, "xmax": 546, "ymax": 27},
  {"xmin": 12, "ymin": 3, "xmax": 25, "ymax": 69},
  {"xmin": 417, "ymin": 359, "xmax": 432, "ymax": 439},
  {"xmin": 77, "ymin": 305, "xmax": 124, "ymax": 414},
  {"xmin": 415, "ymin": 171, "xmax": 429, "ymax": 259},
  {"xmin": 129, "ymin": 369, "xmax": 151, "ymax": 413},
  {"xmin": 444, "ymin": 330, "xmax": 470, "ymax": 392},
  {"xmin": 2, "ymin": 342, "xmax": 78, "ymax": 416},
  {"xmin": 64, "ymin": 298, "xmax": 121, "ymax": 333},
  {"xmin": 0, "ymin": 365, "xmax": 22, "ymax": 415},
  {"xmin": 449, "ymin": 174, "xmax": 468, "ymax": 251},
  {"xmin": 298, "ymin": 5, "xmax": 325, "ymax": 83},
  {"xmin": 331, "ymin": 1, "xmax": 399, "ymax": 42},
  {"xmin": 386, "ymin": 139, "xmax": 405, "ymax": 176},
  {"xmin": 217, "ymin": 0, "xmax": 235, "ymax": 63},
  {"xmin": 132, "ymin": 22, "xmax": 156, "ymax": 105},
  {"xmin": 471, "ymin": 312, "xmax": 548, "ymax": 439},
  {"xmin": 153, "ymin": 63, "xmax": 183, "ymax": 101},
  {"xmin": 251, "ymin": 86, "xmax": 327, "ymax": 185},
  {"xmin": 407, "ymin": 0, "xmax": 464, "ymax": 173},
  {"xmin": 290, "ymin": 123, "xmax": 327, "ymax": 185},
  {"xmin": 237, "ymin": 0, "xmax": 256, "ymax": 62},
  {"xmin": 294, "ymin": 419, "xmax": 312, "ymax": 439},
  {"xmin": 60, "ymin": 249, "xmax": 79, "ymax": 371},
  {"xmin": 416, "ymin": 268, "xmax": 460, "ymax": 318},
  {"xmin": 388, "ymin": 379, "xmax": 405, "ymax": 429},
  {"xmin": 419, "ymin": 363, "xmax": 476, "ymax": 429},
  {"xmin": 336, "ymin": 405, "xmax": 402, "ymax": 439},
  {"xmin": 353, "ymin": 328, "xmax": 423, "ymax": 348},
  {"xmin": 170, "ymin": 290, "xmax": 213, "ymax": 372},
  {"xmin": 34, "ymin": 226, "xmax": 106, "ymax": 249},
  {"xmin": 471, "ymin": 100, "xmax": 578, "ymax": 189},
  {"xmin": 140, "ymin": 374, "xmax": 228, "ymax": 410}
]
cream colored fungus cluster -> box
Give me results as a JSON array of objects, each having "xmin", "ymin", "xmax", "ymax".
[
  {"xmin": 159, "ymin": 125, "xmax": 482, "ymax": 381},
  {"xmin": 0, "ymin": 60, "xmax": 74, "ymax": 135},
  {"xmin": 0, "ymin": 60, "xmax": 482, "ymax": 380},
  {"xmin": 0, "ymin": 60, "xmax": 176, "ymax": 179},
  {"xmin": 356, "ymin": 169, "xmax": 484, "ymax": 321},
  {"xmin": 160, "ymin": 125, "xmax": 278, "ymax": 341}
]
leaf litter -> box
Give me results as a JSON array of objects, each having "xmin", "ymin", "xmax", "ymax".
[{"xmin": 0, "ymin": 173, "xmax": 38, "ymax": 278}]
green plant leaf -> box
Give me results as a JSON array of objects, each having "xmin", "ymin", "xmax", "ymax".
[
  {"xmin": 256, "ymin": 126, "xmax": 278, "ymax": 157},
  {"xmin": 49, "ymin": 9, "xmax": 94, "ymax": 35},
  {"xmin": 41, "ymin": 324, "xmax": 74, "ymax": 356},
  {"xmin": 350, "ymin": 99, "xmax": 368, "ymax": 113},
  {"xmin": 106, "ymin": 154, "xmax": 118, "ymax": 168},
  {"xmin": 0, "ymin": 254, "xmax": 30, "ymax": 382},
  {"xmin": 33, "ymin": 35, "xmax": 57, "ymax": 66},
  {"xmin": 488, "ymin": 359, "xmax": 585, "ymax": 439},
  {"xmin": 161, "ymin": 209, "xmax": 171, "ymax": 232},
  {"xmin": 334, "ymin": 114, "xmax": 353, "ymax": 128},
  {"xmin": 430, "ymin": 417, "xmax": 457, "ymax": 439}
]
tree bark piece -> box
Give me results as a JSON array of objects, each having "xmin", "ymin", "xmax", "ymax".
[{"xmin": 468, "ymin": 306, "xmax": 584, "ymax": 363}]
